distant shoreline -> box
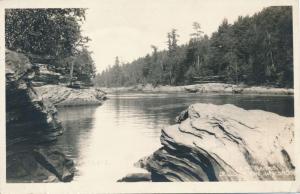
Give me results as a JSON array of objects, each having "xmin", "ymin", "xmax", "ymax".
[{"xmin": 98, "ymin": 83, "xmax": 294, "ymax": 95}]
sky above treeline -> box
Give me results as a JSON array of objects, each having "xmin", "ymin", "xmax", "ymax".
[{"xmin": 81, "ymin": 0, "xmax": 278, "ymax": 73}]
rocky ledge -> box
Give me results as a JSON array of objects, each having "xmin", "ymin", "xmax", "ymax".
[
  {"xmin": 132, "ymin": 103, "xmax": 294, "ymax": 181},
  {"xmin": 35, "ymin": 85, "xmax": 106, "ymax": 107},
  {"xmin": 6, "ymin": 49, "xmax": 75, "ymax": 182}
]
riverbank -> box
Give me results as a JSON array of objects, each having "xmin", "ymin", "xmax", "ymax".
[
  {"xmin": 98, "ymin": 83, "xmax": 293, "ymax": 95},
  {"xmin": 121, "ymin": 103, "xmax": 295, "ymax": 181}
]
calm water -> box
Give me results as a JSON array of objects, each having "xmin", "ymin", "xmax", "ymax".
[{"xmin": 56, "ymin": 93, "xmax": 294, "ymax": 182}]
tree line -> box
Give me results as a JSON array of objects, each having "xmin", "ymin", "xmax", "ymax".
[
  {"xmin": 5, "ymin": 8, "xmax": 95, "ymax": 84},
  {"xmin": 94, "ymin": 6, "xmax": 293, "ymax": 88}
]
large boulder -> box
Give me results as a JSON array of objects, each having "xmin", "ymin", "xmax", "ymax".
[
  {"xmin": 6, "ymin": 49, "xmax": 75, "ymax": 182},
  {"xmin": 139, "ymin": 103, "xmax": 294, "ymax": 181},
  {"xmin": 35, "ymin": 85, "xmax": 106, "ymax": 107}
]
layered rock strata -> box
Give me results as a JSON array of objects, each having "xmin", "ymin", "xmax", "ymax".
[
  {"xmin": 136, "ymin": 103, "xmax": 295, "ymax": 181},
  {"xmin": 35, "ymin": 85, "xmax": 106, "ymax": 107},
  {"xmin": 6, "ymin": 49, "xmax": 75, "ymax": 182}
]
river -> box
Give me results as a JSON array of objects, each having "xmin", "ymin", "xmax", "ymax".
[{"xmin": 55, "ymin": 93, "xmax": 294, "ymax": 182}]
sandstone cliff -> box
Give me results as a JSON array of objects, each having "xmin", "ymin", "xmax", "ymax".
[
  {"xmin": 136, "ymin": 103, "xmax": 294, "ymax": 181},
  {"xmin": 6, "ymin": 49, "xmax": 75, "ymax": 182}
]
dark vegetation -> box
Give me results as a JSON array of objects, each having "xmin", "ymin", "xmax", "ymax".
[
  {"xmin": 5, "ymin": 8, "xmax": 95, "ymax": 84},
  {"xmin": 94, "ymin": 6, "xmax": 293, "ymax": 88}
]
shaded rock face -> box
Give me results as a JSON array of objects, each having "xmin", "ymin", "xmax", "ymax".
[
  {"xmin": 6, "ymin": 146, "xmax": 75, "ymax": 183},
  {"xmin": 6, "ymin": 50, "xmax": 63, "ymax": 145},
  {"xmin": 35, "ymin": 85, "xmax": 106, "ymax": 107},
  {"xmin": 140, "ymin": 103, "xmax": 294, "ymax": 181},
  {"xmin": 6, "ymin": 49, "xmax": 75, "ymax": 182}
]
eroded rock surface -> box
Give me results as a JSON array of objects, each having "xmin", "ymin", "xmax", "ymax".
[
  {"xmin": 6, "ymin": 49, "xmax": 75, "ymax": 182},
  {"xmin": 35, "ymin": 85, "xmax": 106, "ymax": 107},
  {"xmin": 139, "ymin": 103, "xmax": 294, "ymax": 181}
]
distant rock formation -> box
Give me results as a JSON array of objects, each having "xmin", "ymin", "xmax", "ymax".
[
  {"xmin": 99, "ymin": 83, "xmax": 293, "ymax": 95},
  {"xmin": 32, "ymin": 64, "xmax": 61, "ymax": 86},
  {"xmin": 6, "ymin": 49, "xmax": 75, "ymax": 182},
  {"xmin": 35, "ymin": 85, "xmax": 106, "ymax": 107},
  {"xmin": 135, "ymin": 103, "xmax": 295, "ymax": 181},
  {"xmin": 27, "ymin": 58, "xmax": 106, "ymax": 106}
]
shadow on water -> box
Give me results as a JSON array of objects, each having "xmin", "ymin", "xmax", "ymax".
[{"xmin": 56, "ymin": 106, "xmax": 98, "ymax": 161}]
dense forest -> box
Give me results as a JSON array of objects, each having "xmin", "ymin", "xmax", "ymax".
[
  {"xmin": 5, "ymin": 8, "xmax": 95, "ymax": 84},
  {"xmin": 94, "ymin": 6, "xmax": 293, "ymax": 88}
]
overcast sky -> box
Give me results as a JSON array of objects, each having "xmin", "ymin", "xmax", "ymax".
[{"xmin": 81, "ymin": 0, "xmax": 274, "ymax": 73}]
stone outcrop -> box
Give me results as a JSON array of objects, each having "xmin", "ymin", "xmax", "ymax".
[
  {"xmin": 35, "ymin": 85, "xmax": 107, "ymax": 107},
  {"xmin": 6, "ymin": 49, "xmax": 75, "ymax": 182},
  {"xmin": 137, "ymin": 103, "xmax": 294, "ymax": 181},
  {"xmin": 6, "ymin": 49, "xmax": 62, "ymax": 145}
]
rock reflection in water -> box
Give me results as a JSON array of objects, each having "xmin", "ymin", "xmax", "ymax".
[{"xmin": 56, "ymin": 106, "xmax": 97, "ymax": 179}]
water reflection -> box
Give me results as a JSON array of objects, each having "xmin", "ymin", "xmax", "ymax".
[
  {"xmin": 56, "ymin": 93, "xmax": 294, "ymax": 182},
  {"xmin": 56, "ymin": 106, "xmax": 97, "ymax": 179}
]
